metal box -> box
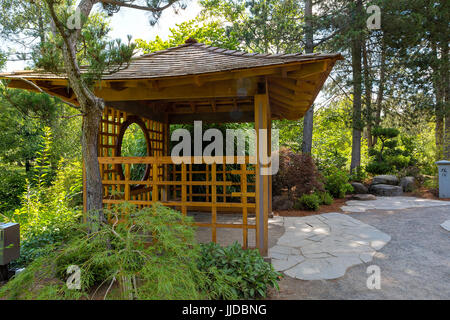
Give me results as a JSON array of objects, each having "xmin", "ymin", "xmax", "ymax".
[
  {"xmin": 0, "ymin": 223, "xmax": 20, "ymax": 265},
  {"xmin": 436, "ymin": 160, "xmax": 450, "ymax": 198}
]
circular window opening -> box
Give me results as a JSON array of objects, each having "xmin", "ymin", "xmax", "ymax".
[{"xmin": 116, "ymin": 117, "xmax": 151, "ymax": 190}]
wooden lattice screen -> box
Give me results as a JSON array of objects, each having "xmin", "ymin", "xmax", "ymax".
[
  {"xmin": 98, "ymin": 106, "xmax": 167, "ymax": 205},
  {"xmin": 96, "ymin": 106, "xmax": 258, "ymax": 248}
]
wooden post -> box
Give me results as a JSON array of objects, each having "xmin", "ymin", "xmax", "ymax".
[
  {"xmin": 125, "ymin": 164, "xmax": 131, "ymax": 201},
  {"xmin": 162, "ymin": 113, "xmax": 169, "ymax": 201},
  {"xmin": 152, "ymin": 163, "xmax": 159, "ymax": 203},
  {"xmin": 241, "ymin": 163, "xmax": 248, "ymax": 249},
  {"xmin": 211, "ymin": 163, "xmax": 217, "ymax": 242},
  {"xmin": 181, "ymin": 163, "xmax": 187, "ymax": 216},
  {"xmin": 254, "ymin": 93, "xmax": 271, "ymax": 256}
]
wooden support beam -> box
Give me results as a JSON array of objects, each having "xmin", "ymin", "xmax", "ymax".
[
  {"xmin": 269, "ymin": 94, "xmax": 309, "ymax": 109},
  {"xmin": 268, "ymin": 82, "xmax": 314, "ymax": 101},
  {"xmin": 287, "ymin": 60, "xmax": 327, "ymax": 79},
  {"xmin": 107, "ymin": 101, "xmax": 166, "ymax": 122},
  {"xmin": 97, "ymin": 78, "xmax": 258, "ymax": 101},
  {"xmin": 254, "ymin": 93, "xmax": 270, "ymax": 256},
  {"xmin": 169, "ymin": 111, "xmax": 254, "ymax": 124}
]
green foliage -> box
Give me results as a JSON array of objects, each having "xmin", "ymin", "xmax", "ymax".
[
  {"xmin": 0, "ymin": 164, "xmax": 26, "ymax": 215},
  {"xmin": 200, "ymin": 0, "xmax": 304, "ymax": 54},
  {"xmin": 136, "ymin": 17, "xmax": 240, "ymax": 53},
  {"xmin": 273, "ymin": 119, "xmax": 303, "ymax": 152},
  {"xmin": 0, "ymin": 51, "xmax": 5, "ymax": 70},
  {"xmin": 1, "ymin": 203, "xmax": 281, "ymax": 300},
  {"xmin": 0, "ymin": 85, "xmax": 82, "ymax": 168},
  {"xmin": 316, "ymin": 191, "xmax": 333, "ymax": 205},
  {"xmin": 1, "ymin": 203, "xmax": 202, "ymax": 300},
  {"xmin": 349, "ymin": 165, "xmax": 368, "ymax": 183},
  {"xmin": 197, "ymin": 242, "xmax": 282, "ymax": 299},
  {"xmin": 120, "ymin": 123, "xmax": 148, "ymax": 181},
  {"xmin": 8, "ymin": 131, "xmax": 82, "ymax": 240},
  {"xmin": 323, "ymin": 167, "xmax": 353, "ymax": 198},
  {"xmin": 0, "ymin": 128, "xmax": 83, "ymax": 267},
  {"xmin": 313, "ymin": 100, "xmax": 369, "ymax": 171},
  {"xmin": 366, "ymin": 126, "xmax": 414, "ymax": 175},
  {"xmin": 294, "ymin": 193, "xmax": 321, "ymax": 211}
]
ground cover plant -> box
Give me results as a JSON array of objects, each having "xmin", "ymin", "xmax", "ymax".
[{"xmin": 0, "ymin": 203, "xmax": 281, "ymax": 300}]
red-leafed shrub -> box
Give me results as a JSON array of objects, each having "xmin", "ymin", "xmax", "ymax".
[{"xmin": 272, "ymin": 148, "xmax": 324, "ymax": 199}]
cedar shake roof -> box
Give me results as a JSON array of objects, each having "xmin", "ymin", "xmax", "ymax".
[
  {"xmin": 0, "ymin": 40, "xmax": 343, "ymax": 121},
  {"xmin": 0, "ymin": 41, "xmax": 342, "ymax": 81}
]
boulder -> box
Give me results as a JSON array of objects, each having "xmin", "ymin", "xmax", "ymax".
[
  {"xmin": 273, "ymin": 195, "xmax": 294, "ymax": 211},
  {"xmin": 400, "ymin": 176, "xmax": 415, "ymax": 192},
  {"xmin": 369, "ymin": 184, "xmax": 403, "ymax": 196},
  {"xmin": 352, "ymin": 194, "xmax": 377, "ymax": 201},
  {"xmin": 350, "ymin": 182, "xmax": 368, "ymax": 194},
  {"xmin": 372, "ymin": 175, "xmax": 399, "ymax": 186}
]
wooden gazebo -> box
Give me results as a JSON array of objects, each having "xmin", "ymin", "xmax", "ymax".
[{"xmin": 0, "ymin": 40, "xmax": 342, "ymax": 255}]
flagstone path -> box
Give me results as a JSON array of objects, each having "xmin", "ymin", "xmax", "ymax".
[
  {"xmin": 268, "ymin": 213, "xmax": 391, "ymax": 280},
  {"xmin": 441, "ymin": 220, "xmax": 450, "ymax": 231},
  {"xmin": 341, "ymin": 196, "xmax": 450, "ymax": 213},
  {"xmin": 269, "ymin": 196, "xmax": 450, "ymax": 281}
]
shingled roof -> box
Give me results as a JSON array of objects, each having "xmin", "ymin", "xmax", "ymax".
[
  {"xmin": 1, "ymin": 40, "xmax": 343, "ymax": 121},
  {"xmin": 0, "ymin": 40, "xmax": 342, "ymax": 81}
]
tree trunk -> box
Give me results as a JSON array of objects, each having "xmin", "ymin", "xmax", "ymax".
[
  {"xmin": 363, "ymin": 39, "xmax": 373, "ymax": 148},
  {"xmin": 442, "ymin": 35, "xmax": 449, "ymax": 160},
  {"xmin": 374, "ymin": 35, "xmax": 386, "ymax": 146},
  {"xmin": 46, "ymin": 0, "xmax": 105, "ymax": 228},
  {"xmin": 82, "ymin": 106, "xmax": 105, "ymax": 226},
  {"xmin": 301, "ymin": 0, "xmax": 314, "ymax": 154},
  {"xmin": 350, "ymin": 0, "xmax": 363, "ymax": 173},
  {"xmin": 432, "ymin": 40, "xmax": 445, "ymax": 160},
  {"xmin": 444, "ymin": 115, "xmax": 450, "ymax": 160}
]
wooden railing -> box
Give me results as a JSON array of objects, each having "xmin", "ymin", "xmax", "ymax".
[{"xmin": 98, "ymin": 156, "xmax": 257, "ymax": 248}]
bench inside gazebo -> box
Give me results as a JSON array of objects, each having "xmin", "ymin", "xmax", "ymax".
[{"xmin": 0, "ymin": 40, "xmax": 342, "ymax": 255}]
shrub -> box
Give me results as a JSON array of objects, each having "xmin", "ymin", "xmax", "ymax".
[
  {"xmin": 295, "ymin": 193, "xmax": 321, "ymax": 211},
  {"xmin": 197, "ymin": 242, "xmax": 282, "ymax": 299},
  {"xmin": 365, "ymin": 161, "xmax": 392, "ymax": 175},
  {"xmin": 1, "ymin": 203, "xmax": 282, "ymax": 300},
  {"xmin": 366, "ymin": 127, "xmax": 414, "ymax": 175},
  {"xmin": 0, "ymin": 165, "xmax": 26, "ymax": 217},
  {"xmin": 273, "ymin": 148, "xmax": 324, "ymax": 199},
  {"xmin": 349, "ymin": 165, "xmax": 367, "ymax": 183},
  {"xmin": 316, "ymin": 191, "xmax": 333, "ymax": 205},
  {"xmin": 323, "ymin": 167, "xmax": 353, "ymax": 198},
  {"xmin": 0, "ymin": 203, "xmax": 205, "ymax": 300}
]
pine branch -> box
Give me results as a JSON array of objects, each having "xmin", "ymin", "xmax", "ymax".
[{"xmin": 99, "ymin": 0, "xmax": 174, "ymax": 12}]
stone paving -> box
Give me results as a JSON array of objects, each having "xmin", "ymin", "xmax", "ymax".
[
  {"xmin": 441, "ymin": 220, "xmax": 450, "ymax": 231},
  {"xmin": 341, "ymin": 196, "xmax": 450, "ymax": 213},
  {"xmin": 268, "ymin": 213, "xmax": 391, "ymax": 280}
]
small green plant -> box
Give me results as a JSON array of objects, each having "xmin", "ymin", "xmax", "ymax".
[
  {"xmin": 197, "ymin": 242, "xmax": 282, "ymax": 299},
  {"xmin": 295, "ymin": 193, "xmax": 321, "ymax": 211},
  {"xmin": 349, "ymin": 165, "xmax": 367, "ymax": 183},
  {"xmin": 316, "ymin": 191, "xmax": 333, "ymax": 205},
  {"xmin": 324, "ymin": 167, "xmax": 353, "ymax": 198},
  {"xmin": 0, "ymin": 203, "xmax": 205, "ymax": 300}
]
